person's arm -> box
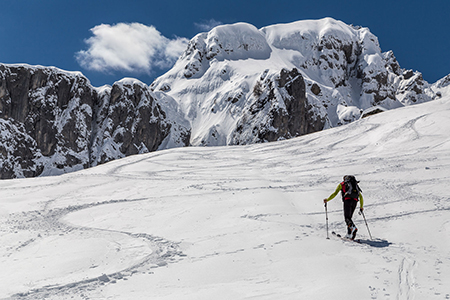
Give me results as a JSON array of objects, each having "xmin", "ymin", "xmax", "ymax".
[
  {"xmin": 359, "ymin": 193, "xmax": 364, "ymax": 210},
  {"xmin": 324, "ymin": 183, "xmax": 342, "ymax": 203}
]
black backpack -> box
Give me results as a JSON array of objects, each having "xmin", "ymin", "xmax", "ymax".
[{"xmin": 341, "ymin": 175, "xmax": 361, "ymax": 200}]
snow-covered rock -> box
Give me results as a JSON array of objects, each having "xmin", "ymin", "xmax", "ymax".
[
  {"xmin": 0, "ymin": 64, "xmax": 96, "ymax": 178},
  {"xmin": 431, "ymin": 73, "xmax": 450, "ymax": 99},
  {"xmin": 151, "ymin": 18, "xmax": 438, "ymax": 145},
  {"xmin": 91, "ymin": 78, "xmax": 190, "ymax": 165},
  {"xmin": 230, "ymin": 68, "xmax": 326, "ymax": 145},
  {"xmin": 0, "ymin": 64, "xmax": 189, "ymax": 179}
]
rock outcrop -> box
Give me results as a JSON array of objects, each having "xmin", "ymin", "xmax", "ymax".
[
  {"xmin": 231, "ymin": 68, "xmax": 325, "ymax": 144},
  {"xmin": 0, "ymin": 65, "xmax": 190, "ymax": 179}
]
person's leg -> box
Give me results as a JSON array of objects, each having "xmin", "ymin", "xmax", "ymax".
[{"xmin": 344, "ymin": 200, "xmax": 357, "ymax": 235}]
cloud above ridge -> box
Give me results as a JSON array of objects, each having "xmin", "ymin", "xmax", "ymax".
[
  {"xmin": 76, "ymin": 23, "xmax": 188, "ymax": 74},
  {"xmin": 194, "ymin": 19, "xmax": 223, "ymax": 31}
]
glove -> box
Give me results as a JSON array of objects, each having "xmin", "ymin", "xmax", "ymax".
[
  {"xmin": 323, "ymin": 199, "xmax": 328, "ymax": 203},
  {"xmin": 360, "ymin": 207, "xmax": 364, "ymax": 212}
]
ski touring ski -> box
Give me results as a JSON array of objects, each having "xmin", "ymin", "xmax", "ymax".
[{"xmin": 331, "ymin": 231, "xmax": 361, "ymax": 243}]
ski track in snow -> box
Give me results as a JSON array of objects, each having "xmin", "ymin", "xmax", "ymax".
[
  {"xmin": 1, "ymin": 98, "xmax": 450, "ymax": 299},
  {"xmin": 0, "ymin": 195, "xmax": 184, "ymax": 299}
]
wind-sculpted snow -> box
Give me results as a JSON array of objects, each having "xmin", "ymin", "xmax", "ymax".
[
  {"xmin": 178, "ymin": 23, "xmax": 271, "ymax": 80},
  {"xmin": 205, "ymin": 23, "xmax": 272, "ymax": 61},
  {"xmin": 262, "ymin": 18, "xmax": 366, "ymax": 54},
  {"xmin": 0, "ymin": 94, "xmax": 449, "ymax": 299},
  {"xmin": 152, "ymin": 17, "xmax": 441, "ymax": 147}
]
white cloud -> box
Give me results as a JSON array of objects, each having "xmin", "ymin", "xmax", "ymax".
[
  {"xmin": 76, "ymin": 23, "xmax": 189, "ymax": 74},
  {"xmin": 194, "ymin": 19, "xmax": 223, "ymax": 31}
]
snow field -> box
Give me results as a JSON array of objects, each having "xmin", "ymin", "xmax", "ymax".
[{"xmin": 0, "ymin": 96, "xmax": 449, "ymax": 299}]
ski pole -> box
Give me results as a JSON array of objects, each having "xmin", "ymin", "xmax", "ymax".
[
  {"xmin": 325, "ymin": 201, "xmax": 329, "ymax": 239},
  {"xmin": 360, "ymin": 210, "xmax": 372, "ymax": 240}
]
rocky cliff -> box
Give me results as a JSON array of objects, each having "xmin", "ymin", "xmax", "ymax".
[{"xmin": 0, "ymin": 65, "xmax": 190, "ymax": 179}]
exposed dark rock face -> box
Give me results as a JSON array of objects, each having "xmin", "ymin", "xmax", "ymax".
[
  {"xmin": 0, "ymin": 65, "xmax": 95, "ymax": 158},
  {"xmin": 0, "ymin": 118, "xmax": 42, "ymax": 178},
  {"xmin": 0, "ymin": 65, "xmax": 95, "ymax": 178},
  {"xmin": 231, "ymin": 68, "xmax": 326, "ymax": 144},
  {"xmin": 0, "ymin": 65, "xmax": 190, "ymax": 179},
  {"xmin": 91, "ymin": 81, "xmax": 173, "ymax": 165},
  {"xmin": 276, "ymin": 69, "xmax": 325, "ymax": 137}
]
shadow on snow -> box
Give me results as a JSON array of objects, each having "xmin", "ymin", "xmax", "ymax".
[{"xmin": 358, "ymin": 238, "xmax": 392, "ymax": 248}]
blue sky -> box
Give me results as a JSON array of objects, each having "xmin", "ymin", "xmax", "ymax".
[{"xmin": 0, "ymin": 0, "xmax": 448, "ymax": 87}]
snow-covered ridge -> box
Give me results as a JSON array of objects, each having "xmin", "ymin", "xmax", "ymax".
[
  {"xmin": 261, "ymin": 18, "xmax": 373, "ymax": 53},
  {"xmin": 202, "ymin": 22, "xmax": 272, "ymax": 61},
  {"xmin": 1, "ymin": 63, "xmax": 87, "ymax": 81},
  {"xmin": 433, "ymin": 74, "xmax": 450, "ymax": 98},
  {"xmin": 151, "ymin": 17, "xmax": 443, "ymax": 147}
]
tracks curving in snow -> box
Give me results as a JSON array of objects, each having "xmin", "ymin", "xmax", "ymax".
[{"xmin": 1, "ymin": 199, "xmax": 184, "ymax": 300}]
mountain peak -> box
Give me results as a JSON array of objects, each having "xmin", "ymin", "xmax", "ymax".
[{"xmin": 151, "ymin": 18, "xmax": 436, "ymax": 146}]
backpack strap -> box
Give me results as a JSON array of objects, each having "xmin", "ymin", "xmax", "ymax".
[{"xmin": 340, "ymin": 181, "xmax": 346, "ymax": 201}]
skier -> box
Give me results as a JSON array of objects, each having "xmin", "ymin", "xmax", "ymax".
[{"xmin": 324, "ymin": 175, "xmax": 363, "ymax": 240}]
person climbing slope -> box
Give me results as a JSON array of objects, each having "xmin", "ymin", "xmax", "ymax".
[{"xmin": 324, "ymin": 175, "xmax": 363, "ymax": 240}]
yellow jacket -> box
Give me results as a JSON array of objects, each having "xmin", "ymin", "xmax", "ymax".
[{"xmin": 325, "ymin": 182, "xmax": 363, "ymax": 208}]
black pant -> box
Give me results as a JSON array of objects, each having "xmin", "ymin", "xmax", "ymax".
[{"xmin": 343, "ymin": 199, "xmax": 357, "ymax": 234}]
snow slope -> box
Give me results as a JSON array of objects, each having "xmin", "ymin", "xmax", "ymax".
[{"xmin": 0, "ymin": 94, "xmax": 449, "ymax": 299}]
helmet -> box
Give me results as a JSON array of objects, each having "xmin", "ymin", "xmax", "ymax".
[{"xmin": 343, "ymin": 175, "xmax": 356, "ymax": 182}]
